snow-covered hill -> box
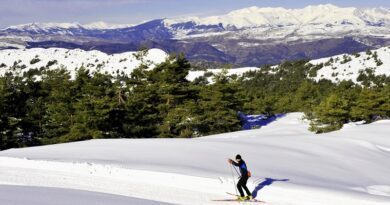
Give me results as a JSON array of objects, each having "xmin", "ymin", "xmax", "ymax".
[
  {"xmin": 1, "ymin": 113, "xmax": 389, "ymax": 204},
  {"xmin": 0, "ymin": 48, "xmax": 168, "ymax": 79},
  {"xmin": 1, "ymin": 46, "xmax": 389, "ymax": 83},
  {"xmin": 0, "ymin": 47, "xmax": 261, "ymax": 81},
  {"xmin": 309, "ymin": 46, "xmax": 390, "ymax": 83}
]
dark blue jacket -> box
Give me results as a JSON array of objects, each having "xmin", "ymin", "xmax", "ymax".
[{"xmin": 232, "ymin": 159, "xmax": 248, "ymax": 177}]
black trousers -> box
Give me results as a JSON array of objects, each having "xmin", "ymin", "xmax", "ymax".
[{"xmin": 237, "ymin": 175, "xmax": 251, "ymax": 197}]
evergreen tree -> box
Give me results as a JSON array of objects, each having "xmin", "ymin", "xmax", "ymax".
[
  {"xmin": 293, "ymin": 80, "xmax": 320, "ymax": 112},
  {"xmin": 309, "ymin": 94, "xmax": 351, "ymax": 133},
  {"xmin": 123, "ymin": 62, "xmax": 161, "ymax": 138},
  {"xmin": 196, "ymin": 71, "xmax": 242, "ymax": 135},
  {"xmin": 0, "ymin": 74, "xmax": 27, "ymax": 149},
  {"xmin": 21, "ymin": 72, "xmax": 47, "ymax": 142},
  {"xmin": 64, "ymin": 68, "xmax": 116, "ymax": 141},
  {"xmin": 41, "ymin": 68, "xmax": 74, "ymax": 144},
  {"xmin": 351, "ymin": 88, "xmax": 389, "ymax": 122}
]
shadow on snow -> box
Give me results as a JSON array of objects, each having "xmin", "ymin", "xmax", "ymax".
[
  {"xmin": 252, "ymin": 178, "xmax": 290, "ymax": 199},
  {"xmin": 239, "ymin": 113, "xmax": 287, "ymax": 130}
]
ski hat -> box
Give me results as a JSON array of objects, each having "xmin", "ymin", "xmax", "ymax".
[{"xmin": 236, "ymin": 154, "xmax": 242, "ymax": 160}]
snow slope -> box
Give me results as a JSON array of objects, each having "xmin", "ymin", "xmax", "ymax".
[
  {"xmin": 0, "ymin": 185, "xmax": 169, "ymax": 205},
  {"xmin": 0, "ymin": 48, "xmax": 168, "ymax": 79},
  {"xmin": 0, "ymin": 47, "xmax": 258, "ymax": 81},
  {"xmin": 1, "ymin": 46, "xmax": 389, "ymax": 83},
  {"xmin": 309, "ymin": 46, "xmax": 390, "ymax": 83},
  {"xmin": 1, "ymin": 113, "xmax": 390, "ymax": 204}
]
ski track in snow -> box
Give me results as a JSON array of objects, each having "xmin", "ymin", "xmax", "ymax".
[{"xmin": 0, "ymin": 113, "xmax": 390, "ymax": 204}]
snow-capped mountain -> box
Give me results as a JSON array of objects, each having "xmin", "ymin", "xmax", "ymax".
[
  {"xmin": 165, "ymin": 4, "xmax": 390, "ymax": 40},
  {"xmin": 0, "ymin": 4, "xmax": 389, "ymax": 66},
  {"xmin": 6, "ymin": 22, "xmax": 134, "ymax": 32}
]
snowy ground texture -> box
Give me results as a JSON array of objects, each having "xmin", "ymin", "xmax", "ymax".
[
  {"xmin": 1, "ymin": 113, "xmax": 390, "ymax": 204},
  {"xmin": 0, "ymin": 48, "xmax": 168, "ymax": 79},
  {"xmin": 0, "ymin": 185, "xmax": 170, "ymax": 205},
  {"xmin": 2, "ymin": 46, "xmax": 390, "ymax": 85},
  {"xmin": 310, "ymin": 46, "xmax": 390, "ymax": 83}
]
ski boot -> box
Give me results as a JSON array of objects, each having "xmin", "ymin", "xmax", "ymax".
[
  {"xmin": 245, "ymin": 195, "xmax": 253, "ymax": 200},
  {"xmin": 237, "ymin": 196, "xmax": 247, "ymax": 201}
]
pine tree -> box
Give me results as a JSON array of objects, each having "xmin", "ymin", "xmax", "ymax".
[
  {"xmin": 159, "ymin": 100, "xmax": 201, "ymax": 138},
  {"xmin": 41, "ymin": 68, "xmax": 74, "ymax": 144},
  {"xmin": 0, "ymin": 74, "xmax": 26, "ymax": 149},
  {"xmin": 293, "ymin": 80, "xmax": 320, "ymax": 112},
  {"xmin": 123, "ymin": 62, "xmax": 161, "ymax": 138},
  {"xmin": 21, "ymin": 71, "xmax": 47, "ymax": 143},
  {"xmin": 351, "ymin": 88, "xmax": 389, "ymax": 122},
  {"xmin": 309, "ymin": 94, "xmax": 351, "ymax": 133},
  {"xmin": 64, "ymin": 68, "xmax": 117, "ymax": 141},
  {"xmin": 196, "ymin": 71, "xmax": 242, "ymax": 135}
]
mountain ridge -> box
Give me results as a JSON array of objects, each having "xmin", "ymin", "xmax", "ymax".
[{"xmin": 1, "ymin": 4, "xmax": 389, "ymax": 66}]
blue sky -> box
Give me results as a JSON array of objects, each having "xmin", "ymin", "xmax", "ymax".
[{"xmin": 0, "ymin": 0, "xmax": 389, "ymax": 28}]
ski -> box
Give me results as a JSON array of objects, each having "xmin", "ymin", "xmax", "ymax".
[
  {"xmin": 226, "ymin": 192, "xmax": 240, "ymax": 196},
  {"xmin": 224, "ymin": 192, "xmax": 266, "ymax": 203},
  {"xmin": 212, "ymin": 199, "xmax": 265, "ymax": 203}
]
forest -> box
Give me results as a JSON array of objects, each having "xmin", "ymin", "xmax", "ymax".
[{"xmin": 1, "ymin": 53, "xmax": 389, "ymax": 150}]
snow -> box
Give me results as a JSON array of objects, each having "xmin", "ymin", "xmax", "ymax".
[
  {"xmin": 2, "ymin": 5, "xmax": 389, "ymax": 44},
  {"xmin": 0, "ymin": 47, "xmax": 260, "ymax": 82},
  {"xmin": 6, "ymin": 23, "xmax": 83, "ymax": 32},
  {"xmin": 309, "ymin": 46, "xmax": 390, "ymax": 83},
  {"xmin": 187, "ymin": 67, "xmax": 260, "ymax": 81},
  {"xmin": 6, "ymin": 22, "xmax": 134, "ymax": 31},
  {"xmin": 1, "ymin": 45, "xmax": 389, "ymax": 84},
  {"xmin": 165, "ymin": 4, "xmax": 390, "ymax": 41},
  {"xmin": 0, "ymin": 185, "xmax": 169, "ymax": 205},
  {"xmin": 83, "ymin": 22, "xmax": 135, "ymax": 30},
  {"xmin": 1, "ymin": 113, "xmax": 390, "ymax": 204},
  {"xmin": 0, "ymin": 48, "xmax": 168, "ymax": 79},
  {"xmin": 0, "ymin": 42, "xmax": 25, "ymax": 49}
]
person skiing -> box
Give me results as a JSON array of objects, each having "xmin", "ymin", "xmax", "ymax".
[{"xmin": 228, "ymin": 154, "xmax": 252, "ymax": 201}]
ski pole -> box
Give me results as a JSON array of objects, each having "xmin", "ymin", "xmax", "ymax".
[
  {"xmin": 232, "ymin": 164, "xmax": 240, "ymax": 177},
  {"xmin": 230, "ymin": 163, "xmax": 239, "ymax": 197}
]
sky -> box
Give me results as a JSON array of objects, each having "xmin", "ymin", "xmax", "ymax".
[{"xmin": 0, "ymin": 0, "xmax": 389, "ymax": 28}]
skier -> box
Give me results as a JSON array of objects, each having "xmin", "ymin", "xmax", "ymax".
[{"xmin": 228, "ymin": 154, "xmax": 252, "ymax": 201}]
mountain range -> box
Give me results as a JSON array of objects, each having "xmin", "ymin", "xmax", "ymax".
[{"xmin": 1, "ymin": 4, "xmax": 390, "ymax": 66}]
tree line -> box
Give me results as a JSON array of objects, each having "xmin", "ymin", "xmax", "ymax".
[{"xmin": 1, "ymin": 54, "xmax": 389, "ymax": 150}]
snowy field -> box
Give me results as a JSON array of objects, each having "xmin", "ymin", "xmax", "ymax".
[
  {"xmin": 1, "ymin": 113, "xmax": 390, "ymax": 204},
  {"xmin": 0, "ymin": 185, "xmax": 169, "ymax": 205}
]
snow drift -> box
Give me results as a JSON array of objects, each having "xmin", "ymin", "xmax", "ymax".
[{"xmin": 1, "ymin": 113, "xmax": 390, "ymax": 204}]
